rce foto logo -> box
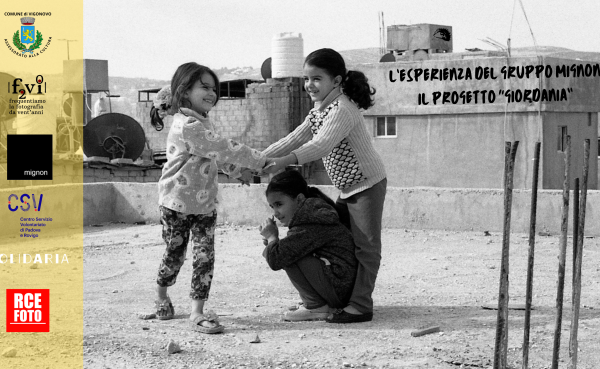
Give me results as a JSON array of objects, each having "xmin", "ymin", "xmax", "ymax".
[{"xmin": 6, "ymin": 289, "xmax": 50, "ymax": 332}]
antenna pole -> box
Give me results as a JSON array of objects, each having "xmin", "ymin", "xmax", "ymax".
[
  {"xmin": 58, "ymin": 39, "xmax": 77, "ymax": 60},
  {"xmin": 382, "ymin": 12, "xmax": 385, "ymax": 54},
  {"xmin": 378, "ymin": 12, "xmax": 383, "ymax": 54}
]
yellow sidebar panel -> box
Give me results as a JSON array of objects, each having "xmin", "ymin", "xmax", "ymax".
[{"xmin": 0, "ymin": 1, "xmax": 84, "ymax": 368}]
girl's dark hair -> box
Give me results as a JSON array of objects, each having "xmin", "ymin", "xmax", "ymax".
[
  {"xmin": 266, "ymin": 170, "xmax": 337, "ymax": 210},
  {"xmin": 149, "ymin": 106, "xmax": 164, "ymax": 131},
  {"xmin": 304, "ymin": 48, "xmax": 375, "ymax": 110},
  {"xmin": 169, "ymin": 62, "xmax": 220, "ymax": 114}
]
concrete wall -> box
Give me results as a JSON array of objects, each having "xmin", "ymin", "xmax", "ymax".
[
  {"xmin": 79, "ymin": 182, "xmax": 600, "ymax": 236},
  {"xmin": 368, "ymin": 111, "xmax": 598, "ymax": 190},
  {"xmin": 2, "ymin": 182, "xmax": 598, "ymax": 238},
  {"xmin": 369, "ymin": 112, "xmax": 540, "ymax": 188},
  {"xmin": 542, "ymin": 112, "xmax": 598, "ymax": 189}
]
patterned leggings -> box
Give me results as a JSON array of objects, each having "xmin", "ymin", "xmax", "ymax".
[{"xmin": 156, "ymin": 206, "xmax": 217, "ymax": 300}]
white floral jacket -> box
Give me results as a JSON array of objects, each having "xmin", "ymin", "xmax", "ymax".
[{"xmin": 158, "ymin": 112, "xmax": 265, "ymax": 215}]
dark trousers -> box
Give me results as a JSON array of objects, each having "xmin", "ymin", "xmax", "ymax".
[
  {"xmin": 335, "ymin": 178, "xmax": 387, "ymax": 313},
  {"xmin": 284, "ymin": 255, "xmax": 344, "ymax": 309}
]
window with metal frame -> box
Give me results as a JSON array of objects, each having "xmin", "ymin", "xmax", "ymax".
[{"xmin": 375, "ymin": 116, "xmax": 397, "ymax": 137}]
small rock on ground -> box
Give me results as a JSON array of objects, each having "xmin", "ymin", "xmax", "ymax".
[
  {"xmin": 167, "ymin": 340, "xmax": 181, "ymax": 354},
  {"xmin": 1, "ymin": 347, "xmax": 17, "ymax": 357}
]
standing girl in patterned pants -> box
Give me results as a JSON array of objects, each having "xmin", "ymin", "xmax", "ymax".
[
  {"xmin": 152, "ymin": 62, "xmax": 269, "ymax": 333},
  {"xmin": 263, "ymin": 48, "xmax": 387, "ymax": 323}
]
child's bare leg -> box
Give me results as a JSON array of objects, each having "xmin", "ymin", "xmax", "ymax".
[
  {"xmin": 190, "ymin": 298, "xmax": 204, "ymax": 318},
  {"xmin": 190, "ymin": 299, "xmax": 219, "ymax": 329},
  {"xmin": 155, "ymin": 285, "xmax": 174, "ymax": 320},
  {"xmin": 157, "ymin": 285, "xmax": 168, "ymax": 300}
]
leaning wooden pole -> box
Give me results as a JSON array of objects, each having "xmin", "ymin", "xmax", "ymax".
[
  {"xmin": 522, "ymin": 141, "xmax": 541, "ymax": 369},
  {"xmin": 551, "ymin": 135, "xmax": 571, "ymax": 369},
  {"xmin": 494, "ymin": 141, "xmax": 518, "ymax": 369},
  {"xmin": 571, "ymin": 178, "xmax": 579, "ymax": 289},
  {"xmin": 568, "ymin": 139, "xmax": 590, "ymax": 369}
]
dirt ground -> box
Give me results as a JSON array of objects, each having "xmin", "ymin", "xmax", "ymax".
[{"xmin": 79, "ymin": 222, "xmax": 600, "ymax": 369}]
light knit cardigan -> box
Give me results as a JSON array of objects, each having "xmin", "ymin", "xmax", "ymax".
[{"xmin": 263, "ymin": 87, "xmax": 386, "ymax": 199}]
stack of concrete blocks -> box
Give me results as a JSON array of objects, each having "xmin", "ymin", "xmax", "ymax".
[
  {"xmin": 83, "ymin": 167, "xmax": 163, "ymax": 184},
  {"xmin": 212, "ymin": 77, "xmax": 333, "ymax": 184},
  {"xmin": 51, "ymin": 163, "xmax": 84, "ymax": 185},
  {"xmin": 211, "ymin": 77, "xmax": 311, "ymax": 151}
]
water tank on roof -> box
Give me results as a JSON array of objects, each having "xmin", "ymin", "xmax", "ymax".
[{"xmin": 271, "ymin": 32, "xmax": 303, "ymax": 78}]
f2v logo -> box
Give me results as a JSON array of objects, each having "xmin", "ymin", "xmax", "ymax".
[
  {"xmin": 6, "ymin": 289, "xmax": 50, "ymax": 332},
  {"xmin": 10, "ymin": 76, "xmax": 46, "ymax": 99},
  {"xmin": 8, "ymin": 194, "xmax": 43, "ymax": 212}
]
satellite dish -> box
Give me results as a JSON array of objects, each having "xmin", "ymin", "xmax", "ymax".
[
  {"xmin": 261, "ymin": 57, "xmax": 272, "ymax": 80},
  {"xmin": 63, "ymin": 97, "xmax": 73, "ymax": 117},
  {"xmin": 379, "ymin": 53, "xmax": 396, "ymax": 63},
  {"xmin": 83, "ymin": 113, "xmax": 146, "ymax": 160}
]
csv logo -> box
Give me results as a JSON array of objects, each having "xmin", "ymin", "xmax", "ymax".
[
  {"xmin": 8, "ymin": 194, "xmax": 43, "ymax": 212},
  {"xmin": 10, "ymin": 75, "xmax": 46, "ymax": 99},
  {"xmin": 6, "ymin": 289, "xmax": 50, "ymax": 332}
]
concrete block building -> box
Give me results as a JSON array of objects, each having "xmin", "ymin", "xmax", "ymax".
[{"xmin": 360, "ymin": 53, "xmax": 599, "ymax": 190}]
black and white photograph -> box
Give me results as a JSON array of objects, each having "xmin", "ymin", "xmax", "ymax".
[{"xmin": 2, "ymin": 0, "xmax": 600, "ymax": 368}]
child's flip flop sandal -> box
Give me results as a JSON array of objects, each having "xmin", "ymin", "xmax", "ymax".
[
  {"xmin": 190, "ymin": 315, "xmax": 224, "ymax": 334},
  {"xmin": 155, "ymin": 298, "xmax": 174, "ymax": 320}
]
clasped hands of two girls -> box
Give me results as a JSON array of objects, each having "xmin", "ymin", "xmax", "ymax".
[{"xmin": 238, "ymin": 153, "xmax": 296, "ymax": 185}]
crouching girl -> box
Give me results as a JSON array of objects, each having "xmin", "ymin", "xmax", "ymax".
[{"xmin": 259, "ymin": 170, "xmax": 357, "ymax": 321}]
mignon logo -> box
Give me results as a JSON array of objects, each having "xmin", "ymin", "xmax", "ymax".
[{"xmin": 6, "ymin": 289, "xmax": 50, "ymax": 332}]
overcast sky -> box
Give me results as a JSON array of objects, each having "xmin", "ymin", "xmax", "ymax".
[{"xmin": 82, "ymin": 0, "xmax": 600, "ymax": 80}]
